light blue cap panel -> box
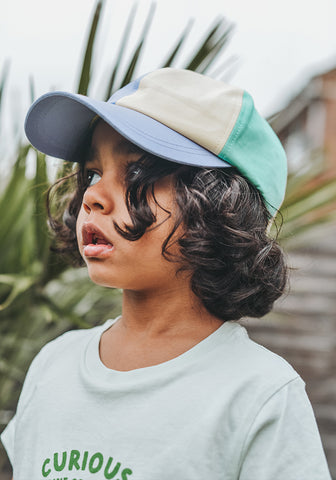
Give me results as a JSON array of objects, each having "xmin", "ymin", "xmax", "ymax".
[
  {"xmin": 218, "ymin": 92, "xmax": 287, "ymax": 215},
  {"xmin": 108, "ymin": 76, "xmax": 142, "ymax": 104},
  {"xmin": 25, "ymin": 91, "xmax": 230, "ymax": 167}
]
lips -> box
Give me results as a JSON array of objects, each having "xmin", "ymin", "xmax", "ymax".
[{"xmin": 81, "ymin": 223, "xmax": 114, "ymax": 258}]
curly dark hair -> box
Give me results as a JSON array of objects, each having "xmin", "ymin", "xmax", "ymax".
[{"xmin": 47, "ymin": 139, "xmax": 288, "ymax": 322}]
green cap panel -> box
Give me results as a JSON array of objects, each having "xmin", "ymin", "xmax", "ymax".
[{"xmin": 218, "ymin": 91, "xmax": 287, "ymax": 216}]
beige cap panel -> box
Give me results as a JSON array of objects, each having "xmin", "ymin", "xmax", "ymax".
[{"xmin": 116, "ymin": 69, "xmax": 244, "ymax": 155}]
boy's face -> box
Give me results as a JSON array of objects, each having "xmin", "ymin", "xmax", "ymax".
[{"xmin": 76, "ymin": 120, "xmax": 182, "ymax": 293}]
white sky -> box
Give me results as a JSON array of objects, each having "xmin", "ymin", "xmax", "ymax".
[{"xmin": 1, "ymin": 0, "xmax": 336, "ymax": 151}]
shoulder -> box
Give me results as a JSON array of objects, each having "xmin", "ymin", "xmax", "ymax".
[
  {"xmin": 235, "ymin": 322, "xmax": 297, "ymax": 377},
  {"xmin": 208, "ymin": 321, "xmax": 301, "ymax": 400},
  {"xmin": 12, "ymin": 320, "xmax": 114, "ymax": 421},
  {"xmin": 205, "ymin": 323, "xmax": 312, "ymax": 451},
  {"xmin": 46, "ymin": 320, "xmax": 110, "ymax": 348}
]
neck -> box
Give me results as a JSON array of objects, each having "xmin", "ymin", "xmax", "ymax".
[{"xmin": 120, "ymin": 282, "xmax": 222, "ymax": 339}]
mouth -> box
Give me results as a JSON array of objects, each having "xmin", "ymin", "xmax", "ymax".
[{"xmin": 81, "ymin": 223, "xmax": 114, "ymax": 258}]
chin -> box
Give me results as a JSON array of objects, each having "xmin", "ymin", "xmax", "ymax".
[{"xmin": 85, "ymin": 264, "xmax": 119, "ymax": 289}]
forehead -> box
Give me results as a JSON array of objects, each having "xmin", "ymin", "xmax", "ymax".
[{"xmin": 89, "ymin": 120, "xmax": 144, "ymax": 159}]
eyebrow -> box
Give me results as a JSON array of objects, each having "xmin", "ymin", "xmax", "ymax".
[{"xmin": 85, "ymin": 139, "xmax": 145, "ymax": 164}]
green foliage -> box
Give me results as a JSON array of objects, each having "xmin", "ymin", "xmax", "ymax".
[
  {"xmin": 104, "ymin": 3, "xmax": 138, "ymax": 99},
  {"xmin": 0, "ymin": 60, "xmax": 10, "ymax": 130},
  {"xmin": 77, "ymin": 0, "xmax": 104, "ymax": 95},
  {"xmin": 275, "ymin": 152, "xmax": 336, "ymax": 246},
  {"xmin": 184, "ymin": 17, "xmax": 233, "ymax": 73},
  {"xmin": 119, "ymin": 3, "xmax": 157, "ymax": 88}
]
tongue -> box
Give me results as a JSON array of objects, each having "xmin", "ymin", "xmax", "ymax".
[{"xmin": 84, "ymin": 243, "xmax": 113, "ymax": 257}]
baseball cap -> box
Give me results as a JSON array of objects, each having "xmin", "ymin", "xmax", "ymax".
[{"xmin": 24, "ymin": 68, "xmax": 287, "ymax": 215}]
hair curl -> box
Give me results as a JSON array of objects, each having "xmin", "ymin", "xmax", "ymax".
[{"xmin": 47, "ymin": 145, "xmax": 288, "ymax": 322}]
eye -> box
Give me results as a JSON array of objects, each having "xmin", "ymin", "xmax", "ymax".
[
  {"xmin": 126, "ymin": 161, "xmax": 143, "ymax": 181},
  {"xmin": 86, "ymin": 170, "xmax": 101, "ymax": 187},
  {"xmin": 131, "ymin": 166, "xmax": 141, "ymax": 177}
]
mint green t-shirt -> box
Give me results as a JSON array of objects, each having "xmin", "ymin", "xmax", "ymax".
[{"xmin": 1, "ymin": 318, "xmax": 331, "ymax": 479}]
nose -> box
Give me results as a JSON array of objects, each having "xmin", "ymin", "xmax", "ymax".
[{"xmin": 82, "ymin": 176, "xmax": 114, "ymax": 215}]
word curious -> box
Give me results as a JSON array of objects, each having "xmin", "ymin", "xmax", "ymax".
[{"xmin": 42, "ymin": 450, "xmax": 133, "ymax": 479}]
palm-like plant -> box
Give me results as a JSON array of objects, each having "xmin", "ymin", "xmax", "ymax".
[{"xmin": 277, "ymin": 155, "xmax": 336, "ymax": 245}]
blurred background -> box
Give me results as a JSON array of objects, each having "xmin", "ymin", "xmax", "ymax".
[{"xmin": 0, "ymin": 0, "xmax": 336, "ymax": 477}]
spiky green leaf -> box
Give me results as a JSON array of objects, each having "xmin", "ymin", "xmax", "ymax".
[
  {"xmin": 160, "ymin": 20, "xmax": 194, "ymax": 68},
  {"xmin": 183, "ymin": 18, "xmax": 231, "ymax": 72},
  {"xmin": 104, "ymin": 3, "xmax": 138, "ymax": 100},
  {"xmin": 0, "ymin": 60, "xmax": 10, "ymax": 116},
  {"xmin": 119, "ymin": 3, "xmax": 156, "ymax": 87},
  {"xmin": 77, "ymin": 0, "xmax": 104, "ymax": 95}
]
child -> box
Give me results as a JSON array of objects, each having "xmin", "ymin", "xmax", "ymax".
[{"xmin": 1, "ymin": 68, "xmax": 331, "ymax": 479}]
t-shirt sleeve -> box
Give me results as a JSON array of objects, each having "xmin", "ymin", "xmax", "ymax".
[
  {"xmin": 238, "ymin": 376, "xmax": 332, "ymax": 480},
  {"xmin": 0, "ymin": 342, "xmax": 52, "ymax": 467}
]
